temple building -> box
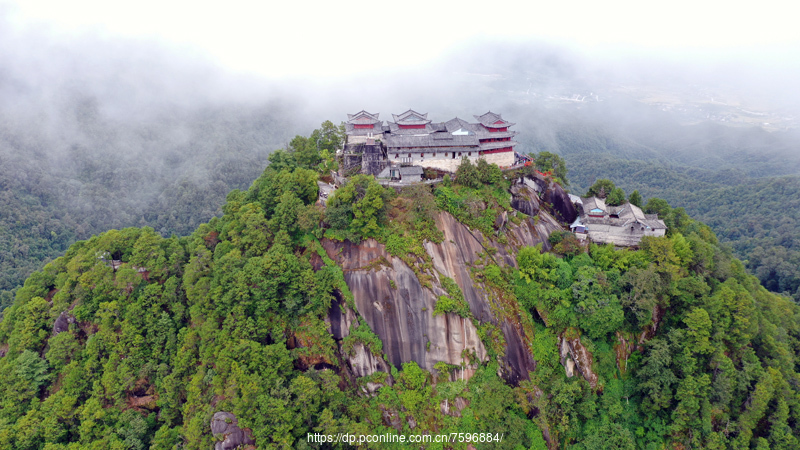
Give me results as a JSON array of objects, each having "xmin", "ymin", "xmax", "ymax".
[
  {"xmin": 343, "ymin": 109, "xmax": 517, "ymax": 175},
  {"xmin": 345, "ymin": 110, "xmax": 383, "ymax": 143},
  {"xmin": 571, "ymin": 196, "xmax": 667, "ymax": 246}
]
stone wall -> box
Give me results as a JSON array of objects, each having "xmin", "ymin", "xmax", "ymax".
[
  {"xmin": 347, "ymin": 135, "xmax": 380, "ymax": 145},
  {"xmin": 383, "ymin": 151, "xmax": 514, "ymax": 173},
  {"xmin": 481, "ymin": 151, "xmax": 515, "ymax": 168},
  {"xmin": 586, "ymin": 224, "xmax": 665, "ymax": 246}
]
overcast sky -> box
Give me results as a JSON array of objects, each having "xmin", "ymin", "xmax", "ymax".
[{"xmin": 5, "ymin": 0, "xmax": 800, "ymax": 80}]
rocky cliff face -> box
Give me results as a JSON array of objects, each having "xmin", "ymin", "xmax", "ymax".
[
  {"xmin": 614, "ymin": 331, "xmax": 636, "ymax": 376},
  {"xmin": 210, "ymin": 412, "xmax": 255, "ymax": 450},
  {"xmin": 533, "ymin": 175, "xmax": 577, "ymax": 224},
  {"xmin": 322, "ymin": 182, "xmax": 564, "ymax": 385},
  {"xmin": 322, "ymin": 238, "xmax": 487, "ymax": 380},
  {"xmin": 510, "ymin": 184, "xmax": 541, "ymax": 217},
  {"xmin": 559, "ymin": 331, "xmax": 599, "ymax": 389}
]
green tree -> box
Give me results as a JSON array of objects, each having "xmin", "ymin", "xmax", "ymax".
[
  {"xmin": 326, "ymin": 175, "xmax": 390, "ymax": 240},
  {"xmin": 351, "ymin": 182, "xmax": 386, "ymax": 238},
  {"xmin": 15, "ymin": 350, "xmax": 50, "ymax": 391},
  {"xmin": 628, "ymin": 190, "xmax": 643, "ymax": 207},
  {"xmin": 267, "ymin": 149, "xmax": 297, "ymax": 172},
  {"xmin": 455, "ymin": 157, "xmax": 481, "ymax": 188},
  {"xmin": 683, "ymin": 308, "xmax": 713, "ymax": 355},
  {"xmin": 636, "ymin": 338, "xmax": 677, "ymax": 413},
  {"xmin": 549, "ymin": 230, "xmax": 583, "ymax": 257},
  {"xmin": 290, "ymin": 135, "xmax": 320, "ymax": 170},
  {"xmin": 310, "ymin": 120, "xmax": 344, "ymax": 153},
  {"xmin": 580, "ymin": 422, "xmax": 636, "ymax": 450},
  {"xmin": 476, "ymin": 158, "xmax": 503, "ymax": 184},
  {"xmin": 644, "ymin": 197, "xmax": 671, "ymax": 218},
  {"xmin": 532, "ymin": 151, "xmax": 569, "ymax": 185},
  {"xmin": 269, "ymin": 191, "xmax": 304, "ymax": 239},
  {"xmin": 586, "ymin": 179, "xmax": 616, "ymax": 198},
  {"xmin": 606, "ymin": 187, "xmax": 626, "ymax": 206}
]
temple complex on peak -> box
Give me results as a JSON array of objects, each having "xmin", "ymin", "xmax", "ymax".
[{"xmin": 342, "ymin": 109, "xmax": 518, "ymax": 179}]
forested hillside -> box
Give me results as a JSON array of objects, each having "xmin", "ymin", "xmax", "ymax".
[
  {"xmin": 0, "ymin": 19, "xmax": 325, "ymax": 309},
  {"xmin": 1, "ymin": 132, "xmax": 798, "ymax": 449},
  {"xmin": 514, "ymin": 100, "xmax": 800, "ymax": 301},
  {"xmin": 0, "ymin": 100, "xmax": 316, "ymax": 309}
]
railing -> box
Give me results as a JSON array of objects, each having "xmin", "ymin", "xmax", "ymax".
[
  {"xmin": 377, "ymin": 178, "xmax": 443, "ymax": 187},
  {"xmin": 501, "ymin": 161, "xmax": 532, "ymax": 171}
]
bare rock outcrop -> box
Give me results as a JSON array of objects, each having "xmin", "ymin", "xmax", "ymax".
[
  {"xmin": 510, "ymin": 184, "xmax": 541, "ymax": 217},
  {"xmin": 325, "ymin": 298, "xmax": 392, "ymax": 389},
  {"xmin": 614, "ymin": 331, "xmax": 636, "ymax": 375},
  {"xmin": 346, "ymin": 340, "xmax": 383, "ymax": 378},
  {"xmin": 504, "ymin": 210, "xmax": 562, "ymax": 258},
  {"xmin": 559, "ymin": 331, "xmax": 599, "ymax": 389},
  {"xmin": 425, "ymin": 212, "xmax": 559, "ymax": 384},
  {"xmin": 326, "ymin": 295, "xmax": 358, "ymax": 341},
  {"xmin": 540, "ymin": 177, "xmax": 577, "ymax": 224},
  {"xmin": 322, "ymin": 238, "xmax": 487, "ymax": 379},
  {"xmin": 440, "ymin": 397, "xmax": 470, "ymax": 417},
  {"xmin": 638, "ymin": 304, "xmax": 666, "ymax": 349},
  {"xmin": 558, "ymin": 337, "xmax": 576, "ymax": 378},
  {"xmin": 52, "ymin": 311, "xmax": 76, "ymax": 336},
  {"xmin": 500, "ymin": 320, "xmax": 537, "ymax": 385},
  {"xmin": 494, "ymin": 210, "xmax": 508, "ymax": 230},
  {"xmin": 321, "ymin": 207, "xmax": 561, "ymax": 385},
  {"xmin": 381, "ymin": 406, "xmax": 402, "ymax": 431},
  {"xmin": 210, "ymin": 412, "xmax": 255, "ymax": 450}
]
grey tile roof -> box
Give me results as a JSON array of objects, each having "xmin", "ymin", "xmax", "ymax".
[
  {"xmin": 474, "ymin": 111, "xmax": 516, "ymax": 128},
  {"xmin": 347, "ymin": 110, "xmax": 380, "ymax": 124},
  {"xmin": 444, "ymin": 117, "xmax": 475, "ymax": 132},
  {"xmin": 393, "ymin": 147, "xmax": 478, "ymax": 154},
  {"xmin": 479, "ymin": 141, "xmax": 518, "ymax": 151},
  {"xmin": 475, "ymin": 111, "xmax": 501, "ymax": 123},
  {"xmin": 377, "ymin": 165, "xmax": 424, "ymax": 179},
  {"xmin": 400, "ymin": 166, "xmax": 424, "ymax": 175},
  {"xmin": 392, "ymin": 109, "xmax": 430, "ymax": 124},
  {"xmin": 569, "ymin": 194, "xmax": 583, "ymax": 205},
  {"xmin": 477, "ymin": 130, "xmax": 518, "ymax": 139},
  {"xmin": 581, "ymin": 197, "xmax": 607, "ymax": 213},
  {"xmin": 641, "ymin": 219, "xmax": 668, "ymax": 229},
  {"xmin": 387, "ymin": 123, "xmax": 435, "ymax": 134},
  {"xmin": 446, "ymin": 117, "xmax": 503, "ymax": 137}
]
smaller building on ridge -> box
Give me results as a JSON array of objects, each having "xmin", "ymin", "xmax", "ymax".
[{"xmin": 571, "ymin": 196, "xmax": 667, "ymax": 246}]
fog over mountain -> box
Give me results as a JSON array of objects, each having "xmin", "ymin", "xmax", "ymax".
[{"xmin": 2, "ymin": 3, "xmax": 800, "ymax": 304}]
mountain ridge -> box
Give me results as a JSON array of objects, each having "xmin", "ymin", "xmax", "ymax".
[{"xmin": 1, "ymin": 148, "xmax": 798, "ymax": 449}]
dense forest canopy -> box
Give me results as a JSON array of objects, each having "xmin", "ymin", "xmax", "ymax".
[
  {"xmin": 0, "ymin": 97, "xmax": 314, "ymax": 309},
  {"xmin": 0, "ymin": 128, "xmax": 798, "ymax": 449}
]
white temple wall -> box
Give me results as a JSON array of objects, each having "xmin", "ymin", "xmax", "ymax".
[{"xmin": 385, "ymin": 150, "xmax": 514, "ymax": 172}]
